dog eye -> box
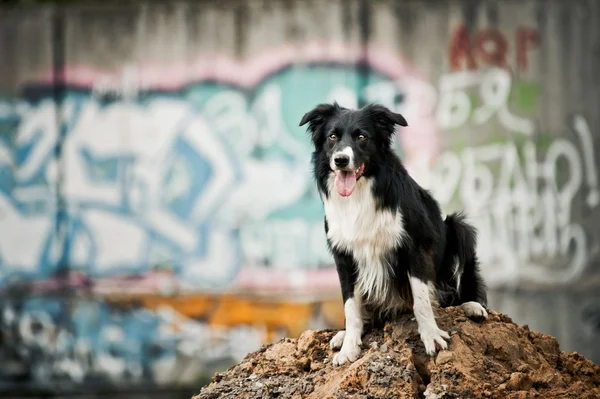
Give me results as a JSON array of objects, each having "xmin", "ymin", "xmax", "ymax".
[
  {"xmin": 329, "ymin": 134, "xmax": 338, "ymax": 141},
  {"xmin": 357, "ymin": 134, "xmax": 366, "ymax": 141}
]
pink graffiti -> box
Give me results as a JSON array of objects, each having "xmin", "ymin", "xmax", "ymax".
[
  {"xmin": 39, "ymin": 40, "xmax": 440, "ymax": 176},
  {"xmin": 40, "ymin": 42, "xmax": 417, "ymax": 90}
]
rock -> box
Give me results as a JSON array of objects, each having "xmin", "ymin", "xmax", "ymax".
[
  {"xmin": 435, "ymin": 350, "xmax": 453, "ymax": 365},
  {"xmin": 297, "ymin": 330, "xmax": 319, "ymax": 353},
  {"xmin": 508, "ymin": 372, "xmax": 534, "ymax": 390},
  {"xmin": 193, "ymin": 307, "xmax": 600, "ymax": 399}
]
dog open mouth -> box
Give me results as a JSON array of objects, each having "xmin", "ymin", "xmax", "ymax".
[{"xmin": 334, "ymin": 164, "xmax": 365, "ymax": 197}]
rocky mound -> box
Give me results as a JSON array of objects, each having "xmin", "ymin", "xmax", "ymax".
[{"xmin": 193, "ymin": 307, "xmax": 600, "ymax": 399}]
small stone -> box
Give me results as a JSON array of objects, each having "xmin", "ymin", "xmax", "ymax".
[
  {"xmin": 436, "ymin": 351, "xmax": 454, "ymax": 365},
  {"xmin": 380, "ymin": 343, "xmax": 388, "ymax": 353},
  {"xmin": 297, "ymin": 330, "xmax": 318, "ymax": 353},
  {"xmin": 295, "ymin": 356, "xmax": 310, "ymax": 372},
  {"xmin": 371, "ymin": 341, "xmax": 379, "ymax": 350},
  {"xmin": 508, "ymin": 372, "xmax": 534, "ymax": 391}
]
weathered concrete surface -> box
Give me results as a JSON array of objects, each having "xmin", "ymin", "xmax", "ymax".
[
  {"xmin": 1, "ymin": 0, "xmax": 599, "ymax": 292},
  {"xmin": 0, "ymin": 0, "xmax": 600, "ymax": 390}
]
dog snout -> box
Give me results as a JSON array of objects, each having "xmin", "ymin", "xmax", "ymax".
[{"xmin": 334, "ymin": 155, "xmax": 350, "ymax": 168}]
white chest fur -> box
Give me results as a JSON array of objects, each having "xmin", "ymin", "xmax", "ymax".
[{"xmin": 323, "ymin": 176, "xmax": 407, "ymax": 307}]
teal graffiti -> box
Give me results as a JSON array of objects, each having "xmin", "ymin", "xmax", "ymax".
[{"xmin": 0, "ymin": 63, "xmax": 409, "ymax": 289}]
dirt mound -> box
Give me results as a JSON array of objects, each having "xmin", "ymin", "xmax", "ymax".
[{"xmin": 193, "ymin": 307, "xmax": 600, "ymax": 399}]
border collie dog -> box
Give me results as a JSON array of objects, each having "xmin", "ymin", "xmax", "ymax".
[{"xmin": 300, "ymin": 102, "xmax": 488, "ymax": 366}]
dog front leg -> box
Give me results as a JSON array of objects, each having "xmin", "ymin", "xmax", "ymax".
[
  {"xmin": 408, "ymin": 274, "xmax": 450, "ymax": 356},
  {"xmin": 330, "ymin": 250, "xmax": 363, "ymax": 366},
  {"xmin": 332, "ymin": 289, "xmax": 364, "ymax": 365}
]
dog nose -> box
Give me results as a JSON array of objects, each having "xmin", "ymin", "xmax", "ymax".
[{"xmin": 334, "ymin": 155, "xmax": 350, "ymax": 168}]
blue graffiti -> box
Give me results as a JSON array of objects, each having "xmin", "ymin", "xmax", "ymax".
[
  {"xmin": 0, "ymin": 64, "xmax": 408, "ymax": 289},
  {"xmin": 0, "ymin": 296, "xmax": 266, "ymax": 385},
  {"xmin": 0, "ymin": 297, "xmax": 174, "ymax": 383}
]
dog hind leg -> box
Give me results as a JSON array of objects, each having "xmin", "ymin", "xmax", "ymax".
[{"xmin": 445, "ymin": 212, "xmax": 488, "ymax": 319}]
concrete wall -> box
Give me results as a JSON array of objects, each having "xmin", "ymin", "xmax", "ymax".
[{"xmin": 1, "ymin": 0, "xmax": 599, "ymax": 392}]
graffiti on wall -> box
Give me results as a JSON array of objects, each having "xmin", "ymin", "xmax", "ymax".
[
  {"xmin": 430, "ymin": 25, "xmax": 599, "ymax": 285},
  {"xmin": 0, "ymin": 43, "xmax": 438, "ymax": 292},
  {"xmin": 0, "ymin": 15, "xmax": 599, "ymax": 388},
  {"xmin": 449, "ymin": 24, "xmax": 540, "ymax": 72},
  {"xmin": 0, "ymin": 293, "xmax": 343, "ymax": 385},
  {"xmin": 0, "ymin": 42, "xmax": 437, "ymax": 387},
  {"xmin": 1, "ymin": 32, "xmax": 598, "ymax": 290},
  {"xmin": 0, "ymin": 296, "xmax": 266, "ymax": 385}
]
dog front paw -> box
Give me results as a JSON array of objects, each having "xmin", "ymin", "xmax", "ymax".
[
  {"xmin": 330, "ymin": 330, "xmax": 346, "ymax": 350},
  {"xmin": 332, "ymin": 337, "xmax": 362, "ymax": 366},
  {"xmin": 461, "ymin": 301, "xmax": 488, "ymax": 319},
  {"xmin": 420, "ymin": 328, "xmax": 450, "ymax": 356}
]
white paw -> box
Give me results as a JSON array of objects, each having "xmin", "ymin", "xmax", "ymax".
[
  {"xmin": 461, "ymin": 301, "xmax": 488, "ymax": 319},
  {"xmin": 330, "ymin": 330, "xmax": 346, "ymax": 350},
  {"xmin": 420, "ymin": 328, "xmax": 450, "ymax": 356},
  {"xmin": 332, "ymin": 337, "xmax": 362, "ymax": 366}
]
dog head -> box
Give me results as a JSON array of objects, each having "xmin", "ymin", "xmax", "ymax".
[{"xmin": 299, "ymin": 102, "xmax": 407, "ymax": 197}]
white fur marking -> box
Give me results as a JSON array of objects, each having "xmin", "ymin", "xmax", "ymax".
[
  {"xmin": 330, "ymin": 146, "xmax": 355, "ymax": 170},
  {"xmin": 461, "ymin": 301, "xmax": 488, "ymax": 319},
  {"xmin": 409, "ymin": 276, "xmax": 450, "ymax": 356},
  {"xmin": 323, "ymin": 176, "xmax": 406, "ymax": 308},
  {"xmin": 453, "ymin": 256, "xmax": 461, "ymax": 293},
  {"xmin": 332, "ymin": 297, "xmax": 363, "ymax": 366}
]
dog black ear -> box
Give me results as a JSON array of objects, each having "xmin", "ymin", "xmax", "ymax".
[
  {"xmin": 364, "ymin": 104, "xmax": 408, "ymax": 147},
  {"xmin": 299, "ymin": 102, "xmax": 340, "ymax": 127},
  {"xmin": 367, "ymin": 104, "xmax": 408, "ymax": 130},
  {"xmin": 299, "ymin": 103, "xmax": 340, "ymax": 145}
]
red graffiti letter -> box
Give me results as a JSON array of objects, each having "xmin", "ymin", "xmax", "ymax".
[
  {"xmin": 474, "ymin": 30, "xmax": 508, "ymax": 68},
  {"xmin": 516, "ymin": 27, "xmax": 540, "ymax": 71},
  {"xmin": 449, "ymin": 24, "xmax": 477, "ymax": 71}
]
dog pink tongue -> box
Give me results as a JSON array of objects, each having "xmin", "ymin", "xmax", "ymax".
[{"xmin": 334, "ymin": 170, "xmax": 357, "ymax": 197}]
